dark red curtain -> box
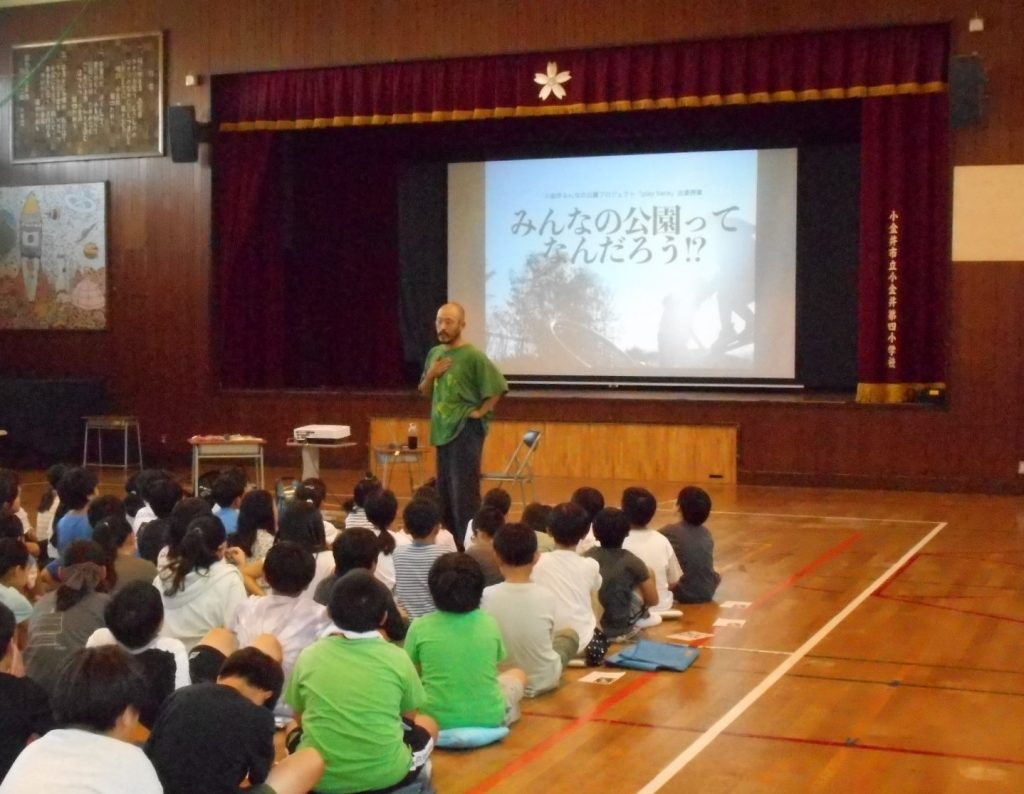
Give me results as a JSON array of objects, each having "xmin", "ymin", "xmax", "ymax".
[
  {"xmin": 215, "ymin": 25, "xmax": 947, "ymax": 131},
  {"xmin": 213, "ymin": 128, "xmax": 404, "ymax": 389},
  {"xmin": 856, "ymin": 93, "xmax": 950, "ymax": 402}
]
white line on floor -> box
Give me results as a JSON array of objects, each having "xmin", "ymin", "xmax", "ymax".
[{"xmin": 637, "ymin": 521, "xmax": 947, "ymax": 794}]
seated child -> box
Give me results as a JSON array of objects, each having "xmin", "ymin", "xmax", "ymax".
[
  {"xmin": 521, "ymin": 502, "xmax": 556, "ymax": 553},
  {"xmin": 154, "ymin": 515, "xmax": 247, "ymax": 651},
  {"xmin": 154, "ymin": 496, "xmax": 212, "ymax": 569},
  {"xmin": 229, "ymin": 488, "xmax": 277, "ymax": 562},
  {"xmin": 482, "ymin": 523, "xmax": 578, "ymax": 696},
  {"xmin": 0, "ymin": 538, "xmax": 33, "ymax": 629},
  {"xmin": 230, "ymin": 541, "xmax": 330, "ymax": 717},
  {"xmin": 144, "ymin": 476, "xmax": 184, "ymax": 531},
  {"xmin": 276, "ymin": 499, "xmax": 335, "ymax": 603},
  {"xmin": 466, "ymin": 505, "xmax": 506, "ymax": 586},
  {"xmin": 466, "ymin": 487, "xmax": 511, "ymax": 542},
  {"xmin": 287, "ymin": 571, "xmax": 436, "ymax": 794},
  {"xmin": 313, "ymin": 529, "xmax": 408, "ymax": 642},
  {"xmin": 92, "ymin": 514, "xmax": 159, "ymax": 594},
  {"xmin": 363, "ymin": 488, "xmax": 410, "ymax": 592},
  {"xmin": 343, "ymin": 473, "xmax": 381, "ymax": 531},
  {"xmin": 0, "ymin": 602, "xmax": 53, "ymax": 781},
  {"xmin": 86, "ymin": 580, "xmax": 190, "ymax": 727},
  {"xmin": 621, "ymin": 487, "xmax": 682, "ymax": 614},
  {"xmin": 147, "ymin": 636, "xmax": 324, "ymax": 794},
  {"xmin": 661, "ymin": 486, "xmax": 722, "ymax": 603},
  {"xmin": 405, "ymin": 553, "xmax": 526, "ymax": 728},
  {"xmin": 25, "ymin": 540, "xmax": 111, "ymax": 694},
  {"xmin": 298, "ymin": 478, "xmax": 340, "ymax": 544},
  {"xmin": 87, "ymin": 493, "xmax": 126, "ymax": 528},
  {"xmin": 210, "ymin": 473, "xmax": 245, "ymax": 535},
  {"xmin": 530, "ymin": 503, "xmax": 602, "ymax": 653},
  {"xmin": 585, "ymin": 508, "xmax": 659, "ymax": 640},
  {"xmin": 0, "ymin": 470, "xmax": 39, "ymax": 559},
  {"xmin": 392, "ymin": 498, "xmax": 447, "ymax": 618},
  {"xmin": 45, "ymin": 466, "xmax": 99, "ymax": 579},
  {"xmin": 571, "ymin": 486, "xmax": 605, "ymax": 554},
  {"xmin": 409, "ymin": 485, "xmax": 458, "ymax": 552},
  {"xmin": 34, "ymin": 463, "xmax": 68, "ymax": 561},
  {"xmin": 5, "ymin": 646, "xmax": 162, "ymax": 793},
  {"xmin": 129, "ymin": 469, "xmax": 174, "ymax": 533},
  {"xmin": 0, "ymin": 526, "xmax": 38, "ymax": 611}
]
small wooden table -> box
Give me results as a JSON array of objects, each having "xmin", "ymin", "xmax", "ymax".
[
  {"xmin": 189, "ymin": 435, "xmax": 266, "ymax": 494},
  {"xmin": 372, "ymin": 445, "xmax": 427, "ymax": 494}
]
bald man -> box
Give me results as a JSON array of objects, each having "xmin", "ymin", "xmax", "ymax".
[{"xmin": 419, "ymin": 303, "xmax": 507, "ymax": 548}]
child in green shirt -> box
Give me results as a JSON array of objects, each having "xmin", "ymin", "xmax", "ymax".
[
  {"xmin": 286, "ymin": 571, "xmax": 437, "ymax": 794},
  {"xmin": 404, "ymin": 553, "xmax": 526, "ymax": 729}
]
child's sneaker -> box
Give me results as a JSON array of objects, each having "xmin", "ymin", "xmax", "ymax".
[{"xmin": 636, "ymin": 612, "xmax": 663, "ymax": 629}]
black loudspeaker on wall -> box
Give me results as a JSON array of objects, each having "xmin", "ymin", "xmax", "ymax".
[
  {"xmin": 167, "ymin": 104, "xmax": 199, "ymax": 163},
  {"xmin": 949, "ymin": 55, "xmax": 987, "ymax": 129}
]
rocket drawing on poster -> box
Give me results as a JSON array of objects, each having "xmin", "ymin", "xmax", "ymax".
[{"xmin": 0, "ymin": 182, "xmax": 106, "ymax": 329}]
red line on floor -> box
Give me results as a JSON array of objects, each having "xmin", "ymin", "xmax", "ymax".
[
  {"xmin": 505, "ymin": 714, "xmax": 1024, "ymax": 767},
  {"xmin": 466, "ymin": 673, "xmax": 656, "ymax": 793},
  {"xmin": 872, "ymin": 552, "xmax": 919, "ymax": 598},
  {"xmin": 750, "ymin": 532, "xmax": 865, "ymax": 609},
  {"xmin": 727, "ymin": 730, "xmax": 1024, "ymax": 766},
  {"xmin": 874, "ymin": 593, "xmax": 1024, "ymax": 625}
]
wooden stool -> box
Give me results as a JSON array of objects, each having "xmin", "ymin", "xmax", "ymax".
[{"xmin": 83, "ymin": 415, "xmax": 143, "ymax": 473}]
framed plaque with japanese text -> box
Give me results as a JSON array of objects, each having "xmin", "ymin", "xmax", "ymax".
[{"xmin": 11, "ymin": 31, "xmax": 164, "ymax": 163}]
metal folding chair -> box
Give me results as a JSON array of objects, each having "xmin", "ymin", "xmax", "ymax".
[{"xmin": 481, "ymin": 429, "xmax": 541, "ymax": 506}]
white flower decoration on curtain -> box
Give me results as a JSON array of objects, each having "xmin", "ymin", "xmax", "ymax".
[{"xmin": 534, "ymin": 61, "xmax": 571, "ymax": 101}]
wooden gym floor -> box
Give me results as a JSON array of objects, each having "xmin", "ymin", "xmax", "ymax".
[{"xmin": 17, "ymin": 468, "xmax": 1024, "ymax": 793}]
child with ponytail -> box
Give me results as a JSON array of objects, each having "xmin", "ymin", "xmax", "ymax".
[{"xmin": 155, "ymin": 515, "xmax": 246, "ymax": 651}]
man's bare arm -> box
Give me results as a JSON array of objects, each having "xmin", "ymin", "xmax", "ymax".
[{"xmin": 469, "ymin": 392, "xmax": 503, "ymax": 419}]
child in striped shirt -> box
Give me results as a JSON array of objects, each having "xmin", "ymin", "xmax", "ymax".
[{"xmin": 392, "ymin": 499, "xmax": 446, "ymax": 618}]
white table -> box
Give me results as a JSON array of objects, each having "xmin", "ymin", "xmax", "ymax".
[
  {"xmin": 189, "ymin": 436, "xmax": 266, "ymax": 494},
  {"xmin": 286, "ymin": 438, "xmax": 357, "ymax": 479}
]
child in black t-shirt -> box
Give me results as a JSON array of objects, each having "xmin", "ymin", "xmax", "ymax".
[
  {"xmin": 145, "ymin": 635, "xmax": 325, "ymax": 794},
  {"xmin": 584, "ymin": 507, "xmax": 658, "ymax": 641},
  {"xmin": 660, "ymin": 486, "xmax": 722, "ymax": 603},
  {"xmin": 0, "ymin": 602, "xmax": 53, "ymax": 779}
]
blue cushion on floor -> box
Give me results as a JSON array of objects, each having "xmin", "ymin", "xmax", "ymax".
[{"xmin": 436, "ymin": 726, "xmax": 510, "ymax": 749}]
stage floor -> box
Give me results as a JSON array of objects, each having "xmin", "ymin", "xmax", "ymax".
[{"xmin": 14, "ymin": 468, "xmax": 1024, "ymax": 793}]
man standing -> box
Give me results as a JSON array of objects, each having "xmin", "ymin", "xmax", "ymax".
[{"xmin": 419, "ymin": 303, "xmax": 507, "ymax": 549}]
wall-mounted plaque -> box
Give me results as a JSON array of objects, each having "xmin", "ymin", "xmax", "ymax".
[{"xmin": 11, "ymin": 31, "xmax": 163, "ymax": 163}]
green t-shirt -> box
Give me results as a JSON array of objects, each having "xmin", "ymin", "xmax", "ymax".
[
  {"xmin": 285, "ymin": 635, "xmax": 424, "ymax": 794},
  {"xmin": 424, "ymin": 344, "xmax": 508, "ymax": 446},
  {"xmin": 404, "ymin": 609, "xmax": 506, "ymax": 729}
]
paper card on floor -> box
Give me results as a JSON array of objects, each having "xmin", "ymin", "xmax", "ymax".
[
  {"xmin": 667, "ymin": 631, "xmax": 714, "ymax": 643},
  {"xmin": 713, "ymin": 618, "xmax": 747, "ymax": 628},
  {"xmin": 720, "ymin": 601, "xmax": 752, "ymax": 609},
  {"xmin": 579, "ymin": 671, "xmax": 626, "ymax": 685}
]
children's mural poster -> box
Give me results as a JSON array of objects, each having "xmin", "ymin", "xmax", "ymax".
[{"xmin": 0, "ymin": 183, "xmax": 107, "ymax": 330}]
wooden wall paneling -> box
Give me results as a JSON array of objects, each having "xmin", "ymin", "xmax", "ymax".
[{"xmin": 370, "ymin": 418, "xmax": 737, "ymax": 484}]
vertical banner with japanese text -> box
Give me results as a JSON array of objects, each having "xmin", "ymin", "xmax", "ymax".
[{"xmin": 856, "ymin": 93, "xmax": 950, "ymax": 403}]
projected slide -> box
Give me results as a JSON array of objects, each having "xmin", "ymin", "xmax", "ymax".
[{"xmin": 449, "ymin": 149, "xmax": 797, "ymax": 383}]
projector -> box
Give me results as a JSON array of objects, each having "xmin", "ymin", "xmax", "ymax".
[{"xmin": 293, "ymin": 424, "xmax": 351, "ymax": 442}]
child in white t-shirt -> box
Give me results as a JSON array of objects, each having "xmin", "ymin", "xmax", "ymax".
[
  {"xmin": 231, "ymin": 542, "xmax": 330, "ymax": 719},
  {"xmin": 621, "ymin": 487, "xmax": 682, "ymax": 614},
  {"xmin": 530, "ymin": 503, "xmax": 601, "ymax": 653}
]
